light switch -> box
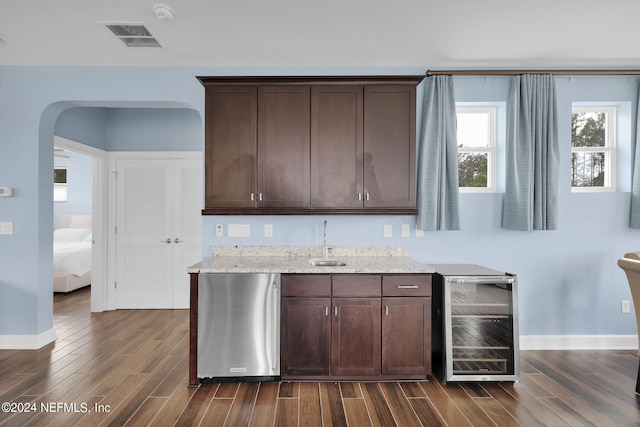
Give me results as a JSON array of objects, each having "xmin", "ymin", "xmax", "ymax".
[
  {"xmin": 401, "ymin": 224, "xmax": 410, "ymax": 237},
  {"xmin": 0, "ymin": 222, "xmax": 14, "ymax": 235},
  {"xmin": 264, "ymin": 224, "xmax": 273, "ymax": 237},
  {"xmin": 383, "ymin": 224, "xmax": 392, "ymax": 238}
]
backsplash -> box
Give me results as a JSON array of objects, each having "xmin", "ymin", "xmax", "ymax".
[{"xmin": 211, "ymin": 245, "xmax": 407, "ymax": 257}]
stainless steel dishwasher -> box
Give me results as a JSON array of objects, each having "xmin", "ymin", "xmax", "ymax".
[{"xmin": 197, "ymin": 273, "xmax": 280, "ymax": 380}]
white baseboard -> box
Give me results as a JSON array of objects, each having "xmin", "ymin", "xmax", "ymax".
[
  {"xmin": 0, "ymin": 332, "xmax": 634, "ymax": 351},
  {"xmin": 520, "ymin": 334, "xmax": 638, "ymax": 350},
  {"xmin": 0, "ymin": 328, "xmax": 56, "ymax": 350}
]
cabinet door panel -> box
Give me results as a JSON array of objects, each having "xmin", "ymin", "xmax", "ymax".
[
  {"xmin": 205, "ymin": 86, "xmax": 257, "ymax": 208},
  {"xmin": 258, "ymin": 86, "xmax": 310, "ymax": 207},
  {"xmin": 382, "ymin": 297, "xmax": 431, "ymax": 375},
  {"xmin": 281, "ymin": 298, "xmax": 331, "ymax": 376},
  {"xmin": 331, "ymin": 298, "xmax": 381, "ymax": 376},
  {"xmin": 364, "ymin": 85, "xmax": 416, "ymax": 208},
  {"xmin": 311, "ymin": 85, "xmax": 363, "ymax": 208}
]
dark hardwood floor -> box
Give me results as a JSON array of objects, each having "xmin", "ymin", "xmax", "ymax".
[{"xmin": 1, "ymin": 287, "xmax": 639, "ymax": 426}]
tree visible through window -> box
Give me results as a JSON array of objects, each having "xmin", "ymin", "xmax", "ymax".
[
  {"xmin": 571, "ymin": 106, "xmax": 615, "ymax": 191},
  {"xmin": 456, "ymin": 106, "xmax": 496, "ymax": 192}
]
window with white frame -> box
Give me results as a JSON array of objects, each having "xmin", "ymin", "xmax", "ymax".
[
  {"xmin": 571, "ymin": 106, "xmax": 616, "ymax": 191},
  {"xmin": 54, "ymin": 167, "xmax": 67, "ymax": 202},
  {"xmin": 456, "ymin": 106, "xmax": 497, "ymax": 192}
]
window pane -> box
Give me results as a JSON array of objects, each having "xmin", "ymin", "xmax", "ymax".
[
  {"xmin": 458, "ymin": 153, "xmax": 488, "ymax": 187},
  {"xmin": 54, "ymin": 184, "xmax": 67, "ymax": 202},
  {"xmin": 571, "ymin": 152, "xmax": 605, "ymax": 187},
  {"xmin": 457, "ymin": 113, "xmax": 490, "ymax": 148},
  {"xmin": 54, "ymin": 167, "xmax": 67, "ymax": 184},
  {"xmin": 572, "ymin": 112, "xmax": 606, "ymax": 148}
]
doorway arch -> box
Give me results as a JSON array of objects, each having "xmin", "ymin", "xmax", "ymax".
[{"xmin": 42, "ymin": 101, "xmax": 203, "ymax": 313}]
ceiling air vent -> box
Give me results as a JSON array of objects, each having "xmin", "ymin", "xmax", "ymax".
[{"xmin": 103, "ymin": 23, "xmax": 162, "ymax": 48}]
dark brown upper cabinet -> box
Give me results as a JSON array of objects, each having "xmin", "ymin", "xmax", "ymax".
[
  {"xmin": 364, "ymin": 85, "xmax": 417, "ymax": 209},
  {"xmin": 204, "ymin": 85, "xmax": 257, "ymax": 208},
  {"xmin": 311, "ymin": 85, "xmax": 364, "ymax": 209},
  {"xmin": 198, "ymin": 76, "xmax": 423, "ymax": 215},
  {"xmin": 258, "ymin": 86, "xmax": 310, "ymax": 208}
]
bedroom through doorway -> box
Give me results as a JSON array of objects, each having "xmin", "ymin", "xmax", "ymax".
[{"xmin": 53, "ymin": 136, "xmax": 107, "ymax": 312}]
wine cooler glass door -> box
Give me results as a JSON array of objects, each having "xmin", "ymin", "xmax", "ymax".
[{"xmin": 444, "ymin": 276, "xmax": 519, "ymax": 382}]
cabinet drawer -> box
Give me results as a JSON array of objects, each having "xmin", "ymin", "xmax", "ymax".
[
  {"xmin": 282, "ymin": 274, "xmax": 331, "ymax": 297},
  {"xmin": 382, "ymin": 274, "xmax": 431, "ymax": 296},
  {"xmin": 332, "ymin": 275, "xmax": 381, "ymax": 297}
]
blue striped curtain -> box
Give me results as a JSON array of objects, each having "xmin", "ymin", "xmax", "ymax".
[
  {"xmin": 502, "ymin": 74, "xmax": 559, "ymax": 230},
  {"xmin": 630, "ymin": 85, "xmax": 640, "ymax": 228},
  {"xmin": 416, "ymin": 75, "xmax": 460, "ymax": 231}
]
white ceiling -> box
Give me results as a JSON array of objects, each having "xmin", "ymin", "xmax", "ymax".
[{"xmin": 1, "ymin": 0, "xmax": 639, "ymax": 69}]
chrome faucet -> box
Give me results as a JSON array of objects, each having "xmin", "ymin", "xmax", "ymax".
[{"xmin": 322, "ymin": 220, "xmax": 328, "ymax": 258}]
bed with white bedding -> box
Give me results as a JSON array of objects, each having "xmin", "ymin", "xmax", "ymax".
[{"xmin": 53, "ymin": 214, "xmax": 92, "ymax": 292}]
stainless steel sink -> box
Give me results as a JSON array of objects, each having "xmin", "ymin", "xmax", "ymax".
[{"xmin": 309, "ymin": 258, "xmax": 346, "ymax": 267}]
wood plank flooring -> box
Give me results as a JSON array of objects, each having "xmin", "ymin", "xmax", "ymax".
[{"xmin": 1, "ymin": 287, "xmax": 640, "ymax": 426}]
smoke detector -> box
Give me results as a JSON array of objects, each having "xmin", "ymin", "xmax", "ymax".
[{"xmin": 153, "ymin": 3, "xmax": 175, "ymax": 20}]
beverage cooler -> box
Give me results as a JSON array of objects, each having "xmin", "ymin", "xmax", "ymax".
[{"xmin": 432, "ymin": 265, "xmax": 520, "ymax": 382}]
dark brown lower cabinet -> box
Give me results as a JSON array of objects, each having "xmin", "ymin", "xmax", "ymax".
[
  {"xmin": 281, "ymin": 273, "xmax": 431, "ymax": 381},
  {"xmin": 331, "ymin": 298, "xmax": 381, "ymax": 377},
  {"xmin": 281, "ymin": 297, "xmax": 331, "ymax": 376},
  {"xmin": 382, "ymin": 297, "xmax": 431, "ymax": 376}
]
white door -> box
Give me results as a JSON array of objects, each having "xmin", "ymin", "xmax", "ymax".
[
  {"xmin": 116, "ymin": 157, "xmax": 202, "ymax": 309},
  {"xmin": 171, "ymin": 159, "xmax": 203, "ymax": 308}
]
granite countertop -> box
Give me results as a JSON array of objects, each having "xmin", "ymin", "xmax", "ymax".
[{"xmin": 188, "ymin": 245, "xmax": 434, "ymax": 274}]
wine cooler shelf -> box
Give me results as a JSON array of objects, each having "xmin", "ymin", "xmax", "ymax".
[{"xmin": 432, "ymin": 265, "xmax": 520, "ymax": 383}]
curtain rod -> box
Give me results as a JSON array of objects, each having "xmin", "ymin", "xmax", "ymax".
[{"xmin": 426, "ymin": 69, "xmax": 640, "ymax": 77}]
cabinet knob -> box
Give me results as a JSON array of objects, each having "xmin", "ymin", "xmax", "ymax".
[
  {"xmin": 174, "ymin": 238, "xmax": 182, "ymax": 243},
  {"xmin": 159, "ymin": 238, "xmax": 171, "ymax": 244}
]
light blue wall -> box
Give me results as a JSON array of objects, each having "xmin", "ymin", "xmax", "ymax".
[
  {"xmin": 0, "ymin": 66, "xmax": 207, "ymax": 336},
  {"xmin": 55, "ymin": 107, "xmax": 109, "ymax": 150},
  {"xmin": 106, "ymin": 108, "xmax": 202, "ymax": 151},
  {"xmin": 0, "ymin": 65, "xmax": 638, "ymax": 340},
  {"xmin": 55, "ymin": 107, "xmax": 202, "ymax": 151}
]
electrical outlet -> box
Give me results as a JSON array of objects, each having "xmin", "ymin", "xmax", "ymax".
[
  {"xmin": 383, "ymin": 224, "xmax": 392, "ymax": 238},
  {"xmin": 0, "ymin": 222, "xmax": 13, "ymax": 235},
  {"xmin": 401, "ymin": 224, "xmax": 410, "ymax": 237},
  {"xmin": 215, "ymin": 224, "xmax": 224, "ymax": 237},
  {"xmin": 622, "ymin": 300, "xmax": 631, "ymax": 314},
  {"xmin": 264, "ymin": 224, "xmax": 273, "ymax": 237},
  {"xmin": 416, "ymin": 229, "xmax": 424, "ymax": 237}
]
